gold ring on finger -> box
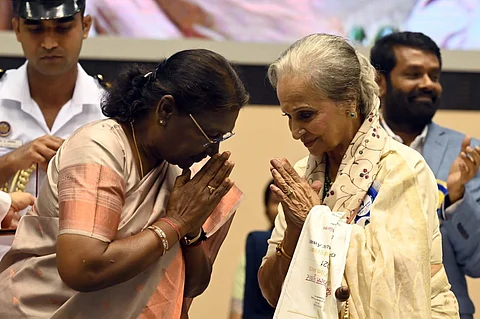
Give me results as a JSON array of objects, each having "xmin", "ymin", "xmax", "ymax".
[
  {"xmin": 285, "ymin": 186, "xmax": 294, "ymax": 196},
  {"xmin": 207, "ymin": 185, "xmax": 216, "ymax": 194}
]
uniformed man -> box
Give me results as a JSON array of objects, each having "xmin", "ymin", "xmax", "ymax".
[{"xmin": 0, "ymin": 0, "xmax": 106, "ymax": 201}]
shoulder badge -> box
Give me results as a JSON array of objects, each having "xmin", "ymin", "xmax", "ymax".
[
  {"xmin": 0, "ymin": 121, "xmax": 11, "ymax": 137},
  {"xmin": 94, "ymin": 74, "xmax": 112, "ymax": 90}
]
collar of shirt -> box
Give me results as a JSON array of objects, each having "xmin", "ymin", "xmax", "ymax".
[
  {"xmin": 379, "ymin": 116, "xmax": 428, "ymax": 153},
  {"xmin": 0, "ymin": 61, "xmax": 101, "ymax": 108}
]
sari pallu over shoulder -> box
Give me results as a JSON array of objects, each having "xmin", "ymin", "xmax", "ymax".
[{"xmin": 0, "ymin": 119, "xmax": 243, "ymax": 319}]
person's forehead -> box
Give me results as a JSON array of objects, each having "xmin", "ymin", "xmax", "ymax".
[
  {"xmin": 277, "ymin": 76, "xmax": 312, "ymax": 103},
  {"xmin": 393, "ymin": 46, "xmax": 440, "ymax": 68},
  {"xmin": 277, "ymin": 76, "xmax": 326, "ymax": 114}
]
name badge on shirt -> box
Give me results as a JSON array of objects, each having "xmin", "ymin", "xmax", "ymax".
[{"xmin": 0, "ymin": 139, "xmax": 23, "ymax": 149}]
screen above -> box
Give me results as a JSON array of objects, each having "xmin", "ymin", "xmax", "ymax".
[{"xmin": 1, "ymin": 0, "xmax": 479, "ymax": 51}]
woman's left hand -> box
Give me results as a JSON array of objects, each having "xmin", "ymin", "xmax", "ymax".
[{"xmin": 270, "ymin": 158, "xmax": 321, "ymax": 229}]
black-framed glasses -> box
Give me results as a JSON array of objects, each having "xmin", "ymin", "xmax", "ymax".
[{"xmin": 189, "ymin": 114, "xmax": 235, "ymax": 148}]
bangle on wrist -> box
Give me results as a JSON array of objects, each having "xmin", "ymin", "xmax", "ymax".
[
  {"xmin": 160, "ymin": 218, "xmax": 182, "ymax": 241},
  {"xmin": 276, "ymin": 240, "xmax": 292, "ymax": 260},
  {"xmin": 146, "ymin": 225, "xmax": 169, "ymax": 255}
]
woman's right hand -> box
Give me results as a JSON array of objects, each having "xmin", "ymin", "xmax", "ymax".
[
  {"xmin": 270, "ymin": 158, "xmax": 322, "ymax": 231},
  {"xmin": 165, "ymin": 151, "xmax": 234, "ymax": 237}
]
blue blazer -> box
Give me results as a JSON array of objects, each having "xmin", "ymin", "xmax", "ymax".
[
  {"xmin": 423, "ymin": 122, "xmax": 480, "ymax": 319},
  {"xmin": 243, "ymin": 230, "xmax": 275, "ymax": 319}
]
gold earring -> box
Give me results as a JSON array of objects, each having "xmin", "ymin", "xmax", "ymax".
[
  {"xmin": 158, "ymin": 120, "xmax": 165, "ymax": 125},
  {"xmin": 349, "ymin": 112, "xmax": 357, "ymax": 118}
]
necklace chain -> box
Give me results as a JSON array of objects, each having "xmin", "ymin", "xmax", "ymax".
[{"xmin": 323, "ymin": 157, "xmax": 333, "ymax": 199}]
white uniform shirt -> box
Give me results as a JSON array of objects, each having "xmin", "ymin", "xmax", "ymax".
[
  {"xmin": 0, "ymin": 191, "xmax": 11, "ymax": 228},
  {"xmin": 0, "ymin": 190, "xmax": 12, "ymax": 255},
  {"xmin": 380, "ymin": 116, "xmax": 428, "ymax": 154},
  {"xmin": 0, "ymin": 62, "xmax": 106, "ymax": 196}
]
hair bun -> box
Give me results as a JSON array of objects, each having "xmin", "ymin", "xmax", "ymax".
[{"xmin": 132, "ymin": 75, "xmax": 149, "ymax": 89}]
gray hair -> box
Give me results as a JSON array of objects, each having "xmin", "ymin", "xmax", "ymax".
[{"xmin": 268, "ymin": 33, "xmax": 379, "ymax": 118}]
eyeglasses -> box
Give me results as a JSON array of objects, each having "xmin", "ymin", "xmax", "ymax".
[{"xmin": 189, "ymin": 114, "xmax": 235, "ymax": 148}]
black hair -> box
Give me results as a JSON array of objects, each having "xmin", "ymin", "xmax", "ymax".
[
  {"xmin": 370, "ymin": 31, "xmax": 442, "ymax": 78},
  {"xmin": 264, "ymin": 179, "xmax": 274, "ymax": 208},
  {"xmin": 102, "ymin": 49, "xmax": 250, "ymax": 123}
]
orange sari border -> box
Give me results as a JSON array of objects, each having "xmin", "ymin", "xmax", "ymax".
[
  {"xmin": 58, "ymin": 163, "xmax": 126, "ymax": 242},
  {"xmin": 203, "ymin": 184, "xmax": 244, "ymax": 237}
]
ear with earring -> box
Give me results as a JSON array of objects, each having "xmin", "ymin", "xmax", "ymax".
[{"xmin": 158, "ymin": 119, "xmax": 165, "ymax": 126}]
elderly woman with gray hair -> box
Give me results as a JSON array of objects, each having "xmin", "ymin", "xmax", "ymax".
[{"xmin": 258, "ymin": 34, "xmax": 459, "ymax": 318}]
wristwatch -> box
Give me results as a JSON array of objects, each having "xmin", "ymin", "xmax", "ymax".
[{"xmin": 183, "ymin": 228, "xmax": 206, "ymax": 246}]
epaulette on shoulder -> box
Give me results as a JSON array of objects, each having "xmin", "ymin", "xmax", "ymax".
[
  {"xmin": 93, "ymin": 74, "xmax": 112, "ymax": 90},
  {"xmin": 0, "ymin": 69, "xmax": 5, "ymax": 80}
]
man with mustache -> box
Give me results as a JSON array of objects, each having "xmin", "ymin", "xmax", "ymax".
[
  {"xmin": 0, "ymin": 0, "xmax": 105, "ymax": 256},
  {"xmin": 371, "ymin": 31, "xmax": 480, "ymax": 319}
]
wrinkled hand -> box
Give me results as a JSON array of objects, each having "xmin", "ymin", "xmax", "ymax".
[
  {"xmin": 269, "ymin": 158, "xmax": 321, "ymax": 230},
  {"xmin": 165, "ymin": 152, "xmax": 234, "ymax": 237},
  {"xmin": 1, "ymin": 192, "xmax": 35, "ymax": 229},
  {"xmin": 447, "ymin": 136, "xmax": 480, "ymax": 203},
  {"xmin": 7, "ymin": 135, "xmax": 64, "ymax": 172},
  {"xmin": 156, "ymin": 0, "xmax": 213, "ymax": 37}
]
